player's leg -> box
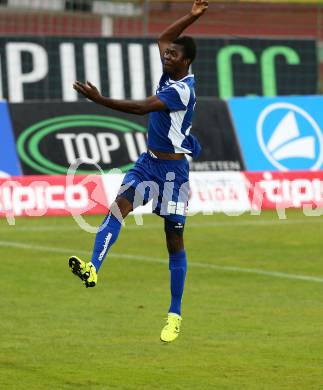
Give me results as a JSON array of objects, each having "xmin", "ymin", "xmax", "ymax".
[
  {"xmin": 165, "ymin": 221, "xmax": 187, "ymax": 316},
  {"xmin": 89, "ymin": 195, "xmax": 133, "ymax": 272},
  {"xmin": 68, "ymin": 153, "xmax": 150, "ymax": 288},
  {"xmin": 160, "ymin": 218, "xmax": 187, "ymax": 342},
  {"xmin": 151, "ymin": 158, "xmax": 189, "ymax": 342},
  {"xmin": 88, "ymin": 154, "xmax": 154, "ymax": 278},
  {"xmin": 68, "ymin": 192, "xmax": 133, "ymax": 288}
]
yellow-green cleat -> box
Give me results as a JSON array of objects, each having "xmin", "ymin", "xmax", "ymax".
[
  {"xmin": 160, "ymin": 313, "xmax": 182, "ymax": 343},
  {"xmin": 68, "ymin": 256, "xmax": 97, "ymax": 288}
]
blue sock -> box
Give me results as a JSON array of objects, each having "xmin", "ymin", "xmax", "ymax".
[
  {"xmin": 91, "ymin": 213, "xmax": 122, "ymax": 272},
  {"xmin": 168, "ymin": 250, "xmax": 187, "ymax": 316}
]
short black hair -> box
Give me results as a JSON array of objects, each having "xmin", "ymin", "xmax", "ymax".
[{"xmin": 172, "ymin": 36, "xmax": 197, "ymax": 63}]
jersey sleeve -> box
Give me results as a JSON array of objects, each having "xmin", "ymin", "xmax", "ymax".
[{"xmin": 157, "ymin": 83, "xmax": 190, "ymax": 112}]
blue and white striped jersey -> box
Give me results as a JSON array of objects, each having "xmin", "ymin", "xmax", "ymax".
[{"xmin": 148, "ymin": 73, "xmax": 200, "ymax": 157}]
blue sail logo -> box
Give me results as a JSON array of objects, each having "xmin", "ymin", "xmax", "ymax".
[{"xmin": 256, "ymin": 102, "xmax": 323, "ymax": 171}]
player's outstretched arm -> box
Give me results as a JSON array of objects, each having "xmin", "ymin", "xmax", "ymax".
[
  {"xmin": 73, "ymin": 80, "xmax": 167, "ymax": 115},
  {"xmin": 158, "ymin": 0, "xmax": 208, "ymax": 58}
]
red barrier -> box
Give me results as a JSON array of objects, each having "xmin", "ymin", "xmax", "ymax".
[
  {"xmin": 1, "ymin": 171, "xmax": 323, "ymax": 218},
  {"xmin": 0, "ymin": 175, "xmax": 108, "ymax": 217},
  {"xmin": 245, "ymin": 171, "xmax": 323, "ymax": 210}
]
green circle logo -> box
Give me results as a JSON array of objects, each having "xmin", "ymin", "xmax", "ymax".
[{"xmin": 17, "ymin": 115, "xmax": 147, "ymax": 175}]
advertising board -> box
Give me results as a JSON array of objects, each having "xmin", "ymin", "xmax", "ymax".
[
  {"xmin": 0, "ymin": 37, "xmax": 317, "ymax": 102},
  {"xmin": 10, "ymin": 100, "xmax": 245, "ymax": 175},
  {"xmin": 0, "ymin": 101, "xmax": 21, "ymax": 177},
  {"xmin": 229, "ymin": 96, "xmax": 323, "ymax": 172},
  {"xmin": 0, "ymin": 174, "xmax": 108, "ymax": 217}
]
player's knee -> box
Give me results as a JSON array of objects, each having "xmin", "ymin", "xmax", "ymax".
[
  {"xmin": 167, "ymin": 241, "xmax": 184, "ymax": 254},
  {"xmin": 166, "ymin": 234, "xmax": 184, "ymax": 253},
  {"xmin": 164, "ymin": 220, "xmax": 185, "ymax": 253},
  {"xmin": 111, "ymin": 197, "xmax": 133, "ymax": 220}
]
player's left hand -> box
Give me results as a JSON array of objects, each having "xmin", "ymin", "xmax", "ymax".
[
  {"xmin": 191, "ymin": 0, "xmax": 208, "ymax": 17},
  {"xmin": 73, "ymin": 80, "xmax": 102, "ymax": 103}
]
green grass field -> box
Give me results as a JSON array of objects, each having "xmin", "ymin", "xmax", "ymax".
[{"xmin": 1, "ymin": 209, "xmax": 323, "ymax": 389}]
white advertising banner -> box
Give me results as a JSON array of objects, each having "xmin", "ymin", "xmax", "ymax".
[
  {"xmin": 102, "ymin": 171, "xmax": 251, "ymax": 216},
  {"xmin": 188, "ymin": 172, "xmax": 251, "ymax": 214}
]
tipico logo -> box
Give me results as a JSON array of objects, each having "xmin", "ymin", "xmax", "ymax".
[
  {"xmin": 17, "ymin": 115, "xmax": 147, "ymax": 175},
  {"xmin": 256, "ymin": 102, "xmax": 323, "ymax": 171}
]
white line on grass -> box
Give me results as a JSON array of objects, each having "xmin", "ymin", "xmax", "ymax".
[
  {"xmin": 1, "ymin": 239, "xmax": 323, "ymax": 284},
  {"xmin": 1, "ymin": 217, "xmax": 323, "ymax": 232}
]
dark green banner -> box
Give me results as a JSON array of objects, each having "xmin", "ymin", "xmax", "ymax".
[
  {"xmin": 9, "ymin": 100, "xmax": 245, "ymax": 174},
  {"xmin": 0, "ymin": 37, "xmax": 317, "ymax": 102}
]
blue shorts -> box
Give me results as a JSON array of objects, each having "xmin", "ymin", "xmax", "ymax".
[{"xmin": 118, "ymin": 152, "xmax": 189, "ymax": 225}]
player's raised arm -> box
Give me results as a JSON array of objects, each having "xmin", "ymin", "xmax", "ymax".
[
  {"xmin": 73, "ymin": 80, "xmax": 167, "ymax": 115},
  {"xmin": 158, "ymin": 0, "xmax": 208, "ymax": 59}
]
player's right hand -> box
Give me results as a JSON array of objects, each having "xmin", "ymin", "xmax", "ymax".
[
  {"xmin": 73, "ymin": 80, "xmax": 102, "ymax": 103},
  {"xmin": 191, "ymin": 0, "xmax": 208, "ymax": 17}
]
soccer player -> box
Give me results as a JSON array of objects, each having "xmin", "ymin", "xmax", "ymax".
[{"xmin": 69, "ymin": 0, "xmax": 208, "ymax": 343}]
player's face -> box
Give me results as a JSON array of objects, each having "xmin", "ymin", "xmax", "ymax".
[{"xmin": 163, "ymin": 43, "xmax": 189, "ymax": 75}]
